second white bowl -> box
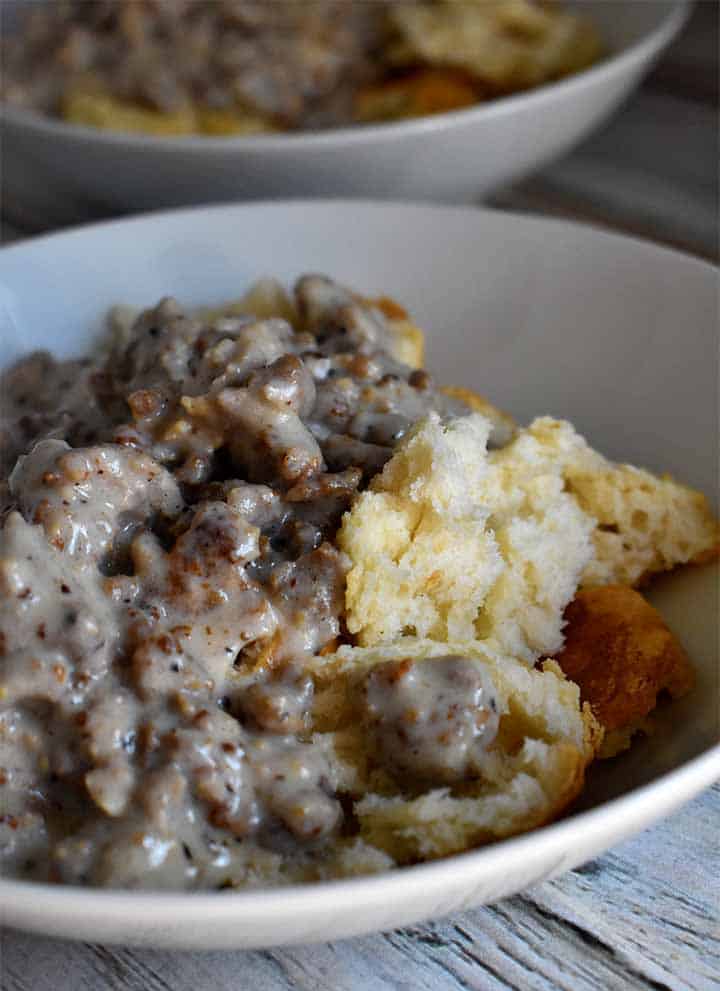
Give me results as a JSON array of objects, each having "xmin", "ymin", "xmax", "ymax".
[{"xmin": 1, "ymin": 0, "xmax": 688, "ymax": 224}]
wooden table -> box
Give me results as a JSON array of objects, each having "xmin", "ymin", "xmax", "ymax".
[{"xmin": 1, "ymin": 5, "xmax": 718, "ymax": 989}]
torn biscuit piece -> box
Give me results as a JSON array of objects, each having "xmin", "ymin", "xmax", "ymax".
[
  {"xmin": 523, "ymin": 418, "xmax": 719, "ymax": 587},
  {"xmin": 387, "ymin": 0, "xmax": 602, "ymax": 93},
  {"xmin": 310, "ymin": 639, "xmax": 600, "ymax": 863},
  {"xmin": 553, "ymin": 585, "xmax": 695, "ymax": 757},
  {"xmin": 339, "ymin": 413, "xmax": 594, "ymax": 662},
  {"xmin": 441, "ymin": 384, "xmax": 516, "ymax": 449},
  {"xmin": 199, "ymin": 278, "xmax": 298, "ymax": 325}
]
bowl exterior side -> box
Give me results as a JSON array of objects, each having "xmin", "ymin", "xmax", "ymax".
[{"xmin": 0, "ymin": 2, "xmax": 688, "ymax": 218}]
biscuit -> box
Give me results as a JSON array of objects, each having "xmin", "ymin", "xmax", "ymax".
[
  {"xmin": 339, "ymin": 412, "xmax": 594, "ymax": 661},
  {"xmin": 387, "ymin": 1, "xmax": 602, "ymax": 93},
  {"xmin": 204, "ymin": 284, "xmax": 426, "ymax": 370},
  {"xmin": 199, "ymin": 278, "xmax": 298, "ymax": 325},
  {"xmin": 553, "ymin": 585, "xmax": 694, "ymax": 756},
  {"xmin": 523, "ymin": 418, "xmax": 719, "ymax": 587},
  {"xmin": 441, "ymin": 385, "xmax": 516, "ymax": 448},
  {"xmin": 355, "ymin": 68, "xmax": 479, "ymax": 123},
  {"xmin": 310, "ymin": 639, "xmax": 600, "ymax": 863},
  {"xmin": 63, "ymin": 90, "xmax": 275, "ymax": 136}
]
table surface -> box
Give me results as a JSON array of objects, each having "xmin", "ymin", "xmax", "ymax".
[{"xmin": 1, "ymin": 5, "xmax": 718, "ymax": 989}]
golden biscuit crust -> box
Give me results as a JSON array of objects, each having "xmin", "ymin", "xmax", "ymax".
[
  {"xmin": 361, "ymin": 296, "xmax": 426, "ymax": 369},
  {"xmin": 63, "ymin": 90, "xmax": 275, "ymax": 136},
  {"xmin": 387, "ymin": 0, "xmax": 602, "ymax": 92},
  {"xmin": 553, "ymin": 585, "xmax": 694, "ymax": 755},
  {"xmin": 355, "ymin": 68, "xmax": 479, "ymax": 123}
]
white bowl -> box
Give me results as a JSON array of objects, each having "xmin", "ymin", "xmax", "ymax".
[
  {"xmin": 1, "ymin": 0, "xmax": 688, "ymax": 224},
  {"xmin": 0, "ymin": 201, "xmax": 717, "ymax": 949}
]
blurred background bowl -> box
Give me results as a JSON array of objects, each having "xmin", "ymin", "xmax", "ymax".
[{"xmin": 1, "ymin": 1, "xmax": 688, "ymax": 221}]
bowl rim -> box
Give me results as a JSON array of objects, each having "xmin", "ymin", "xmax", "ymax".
[
  {"xmin": 0, "ymin": 198, "xmax": 717, "ymax": 932},
  {"xmin": 0, "ymin": 0, "xmax": 689, "ymax": 153},
  {"xmin": 2, "ymin": 745, "xmax": 718, "ymax": 919},
  {"xmin": 1, "ymin": 195, "xmax": 717, "ymax": 275}
]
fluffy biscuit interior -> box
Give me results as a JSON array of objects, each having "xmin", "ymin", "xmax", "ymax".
[
  {"xmin": 339, "ymin": 412, "xmax": 595, "ymax": 662},
  {"xmin": 524, "ymin": 418, "xmax": 719, "ymax": 587}
]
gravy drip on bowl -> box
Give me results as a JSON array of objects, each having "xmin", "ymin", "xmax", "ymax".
[{"xmin": 0, "ymin": 276, "xmax": 471, "ymax": 888}]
